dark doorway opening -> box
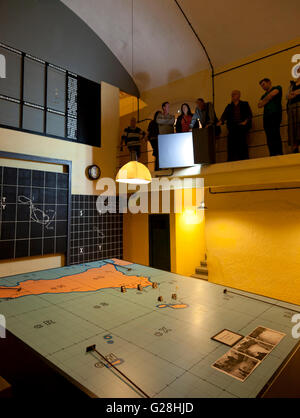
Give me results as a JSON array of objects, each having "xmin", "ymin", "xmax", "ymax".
[{"xmin": 149, "ymin": 214, "xmax": 171, "ymax": 272}]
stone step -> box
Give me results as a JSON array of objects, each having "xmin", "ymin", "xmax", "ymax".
[
  {"xmin": 191, "ymin": 273, "xmax": 209, "ymax": 281},
  {"xmin": 200, "ymin": 261, "xmax": 207, "ymax": 268},
  {"xmin": 195, "ymin": 267, "xmax": 208, "ymax": 276}
]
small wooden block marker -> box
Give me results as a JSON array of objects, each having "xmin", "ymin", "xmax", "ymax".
[
  {"xmin": 121, "ymin": 286, "xmax": 127, "ymax": 293},
  {"xmin": 152, "ymin": 282, "xmax": 158, "ymax": 289},
  {"xmin": 171, "ymin": 294, "xmax": 177, "ymax": 300},
  {"xmin": 158, "ymin": 296, "xmax": 163, "ymax": 302},
  {"xmin": 137, "ymin": 284, "xmax": 143, "ymax": 291}
]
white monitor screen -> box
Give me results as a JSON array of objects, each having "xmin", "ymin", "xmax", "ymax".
[{"xmin": 158, "ymin": 132, "xmax": 196, "ymax": 169}]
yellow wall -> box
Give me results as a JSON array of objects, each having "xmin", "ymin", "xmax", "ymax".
[
  {"xmin": 202, "ymin": 154, "xmax": 300, "ymax": 305},
  {"xmin": 205, "ymin": 185, "xmax": 300, "ymax": 305},
  {"xmin": 0, "ymin": 81, "xmax": 120, "ymax": 277},
  {"xmin": 213, "ymin": 38, "xmax": 300, "ymax": 117},
  {"xmin": 173, "ymin": 209, "xmax": 205, "ymax": 277},
  {"xmin": 123, "ymin": 213, "xmax": 149, "ymax": 266}
]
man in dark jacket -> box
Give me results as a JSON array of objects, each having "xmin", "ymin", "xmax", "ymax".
[
  {"xmin": 217, "ymin": 90, "xmax": 252, "ymax": 161},
  {"xmin": 258, "ymin": 78, "xmax": 283, "ymax": 156}
]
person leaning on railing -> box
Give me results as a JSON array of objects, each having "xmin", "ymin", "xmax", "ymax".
[
  {"xmin": 287, "ymin": 65, "xmax": 300, "ymax": 153},
  {"xmin": 157, "ymin": 102, "xmax": 175, "ymax": 135}
]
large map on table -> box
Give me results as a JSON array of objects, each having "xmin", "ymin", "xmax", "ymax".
[
  {"xmin": 0, "ymin": 259, "xmax": 299, "ymax": 398},
  {"xmin": 0, "ymin": 260, "xmax": 150, "ymax": 299}
]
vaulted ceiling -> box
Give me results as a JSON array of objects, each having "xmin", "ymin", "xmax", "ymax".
[{"xmin": 61, "ymin": 0, "xmax": 300, "ymax": 93}]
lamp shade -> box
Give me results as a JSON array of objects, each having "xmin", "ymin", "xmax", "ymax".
[{"xmin": 116, "ymin": 161, "xmax": 152, "ymax": 184}]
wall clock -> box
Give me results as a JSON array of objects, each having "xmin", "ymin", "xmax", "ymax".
[{"xmin": 87, "ymin": 165, "xmax": 101, "ymax": 180}]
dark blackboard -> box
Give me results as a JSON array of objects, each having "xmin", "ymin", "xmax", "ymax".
[
  {"xmin": 0, "ymin": 42, "xmax": 101, "ymax": 147},
  {"xmin": 0, "ymin": 166, "xmax": 69, "ymax": 259}
]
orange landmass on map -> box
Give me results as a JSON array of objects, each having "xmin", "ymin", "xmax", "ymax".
[
  {"xmin": 157, "ymin": 304, "xmax": 188, "ymax": 309},
  {"xmin": 0, "ymin": 264, "xmax": 151, "ymax": 299}
]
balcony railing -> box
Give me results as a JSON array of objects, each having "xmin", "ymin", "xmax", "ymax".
[{"xmin": 117, "ymin": 107, "xmax": 296, "ymax": 173}]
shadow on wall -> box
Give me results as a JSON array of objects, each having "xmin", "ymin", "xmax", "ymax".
[
  {"xmin": 168, "ymin": 69, "xmax": 184, "ymax": 84},
  {"xmin": 134, "ymin": 72, "xmax": 151, "ymax": 93}
]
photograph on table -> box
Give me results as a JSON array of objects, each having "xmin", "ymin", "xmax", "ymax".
[
  {"xmin": 212, "ymin": 349, "xmax": 260, "ymax": 382},
  {"xmin": 234, "ymin": 337, "xmax": 274, "ymax": 361},
  {"xmin": 248, "ymin": 326, "xmax": 286, "ymax": 347}
]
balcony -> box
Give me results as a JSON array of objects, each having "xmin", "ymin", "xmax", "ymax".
[{"xmin": 117, "ymin": 107, "xmax": 293, "ymax": 177}]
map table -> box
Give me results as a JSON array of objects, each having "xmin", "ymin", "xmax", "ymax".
[{"xmin": 0, "ymin": 259, "xmax": 299, "ymax": 398}]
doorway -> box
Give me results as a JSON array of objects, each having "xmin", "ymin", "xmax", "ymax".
[{"xmin": 149, "ymin": 214, "xmax": 171, "ymax": 272}]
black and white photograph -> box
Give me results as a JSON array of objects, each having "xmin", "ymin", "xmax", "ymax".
[
  {"xmin": 248, "ymin": 326, "xmax": 286, "ymax": 347},
  {"xmin": 234, "ymin": 337, "xmax": 274, "ymax": 361},
  {"xmin": 212, "ymin": 349, "xmax": 260, "ymax": 382}
]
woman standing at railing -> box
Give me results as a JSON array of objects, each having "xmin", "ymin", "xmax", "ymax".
[
  {"xmin": 176, "ymin": 103, "xmax": 193, "ymax": 133},
  {"xmin": 287, "ymin": 65, "xmax": 300, "ymax": 153}
]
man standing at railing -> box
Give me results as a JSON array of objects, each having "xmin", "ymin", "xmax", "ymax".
[
  {"xmin": 120, "ymin": 117, "xmax": 145, "ymax": 160},
  {"xmin": 258, "ymin": 78, "xmax": 283, "ymax": 156},
  {"xmin": 157, "ymin": 102, "xmax": 175, "ymax": 134},
  {"xmin": 217, "ymin": 90, "xmax": 252, "ymax": 162}
]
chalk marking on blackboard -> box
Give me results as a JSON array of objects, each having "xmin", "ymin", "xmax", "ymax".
[
  {"xmin": 18, "ymin": 196, "xmax": 56, "ymax": 230},
  {"xmin": 94, "ymin": 228, "xmax": 105, "ymax": 239}
]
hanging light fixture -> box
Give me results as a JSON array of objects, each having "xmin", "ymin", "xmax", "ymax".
[
  {"xmin": 116, "ymin": 161, "xmax": 151, "ymax": 184},
  {"xmin": 115, "ymin": 0, "xmax": 152, "ymax": 185}
]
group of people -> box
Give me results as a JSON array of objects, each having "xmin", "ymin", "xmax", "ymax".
[{"xmin": 121, "ymin": 68, "xmax": 300, "ymax": 169}]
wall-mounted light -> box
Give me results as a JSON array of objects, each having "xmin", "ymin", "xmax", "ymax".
[
  {"xmin": 182, "ymin": 208, "xmax": 204, "ymax": 225},
  {"xmin": 198, "ymin": 201, "xmax": 207, "ymax": 210}
]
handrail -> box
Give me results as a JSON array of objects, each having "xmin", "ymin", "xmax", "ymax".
[{"xmin": 209, "ymin": 185, "xmax": 300, "ymax": 194}]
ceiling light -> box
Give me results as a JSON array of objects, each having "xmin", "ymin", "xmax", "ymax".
[{"xmin": 116, "ymin": 161, "xmax": 152, "ymax": 185}]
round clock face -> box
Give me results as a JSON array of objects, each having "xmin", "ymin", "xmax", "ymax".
[{"xmin": 88, "ymin": 165, "xmax": 101, "ymax": 180}]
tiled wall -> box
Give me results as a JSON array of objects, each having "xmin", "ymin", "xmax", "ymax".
[{"xmin": 70, "ymin": 195, "xmax": 123, "ymax": 265}]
